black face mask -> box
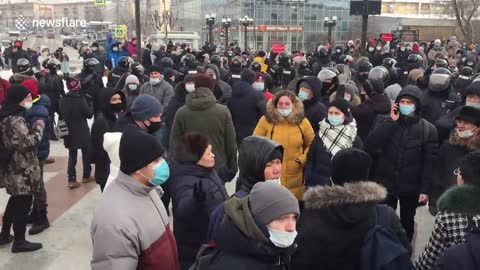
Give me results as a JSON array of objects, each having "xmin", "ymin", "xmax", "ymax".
[
  {"xmin": 144, "ymin": 120, "xmax": 162, "ymax": 134},
  {"xmin": 110, "ymin": 103, "xmax": 124, "ymax": 113}
]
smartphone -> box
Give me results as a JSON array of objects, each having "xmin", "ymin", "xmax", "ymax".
[{"xmin": 394, "ymin": 103, "xmax": 399, "ymax": 115}]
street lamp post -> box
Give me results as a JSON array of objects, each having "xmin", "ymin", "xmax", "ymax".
[
  {"xmin": 222, "ymin": 17, "xmax": 232, "ymax": 52},
  {"xmin": 323, "ymin": 16, "xmax": 338, "ymax": 44},
  {"xmin": 205, "ymin": 13, "xmax": 216, "ymax": 45},
  {"xmin": 239, "ymin": 15, "xmax": 253, "ymax": 52}
]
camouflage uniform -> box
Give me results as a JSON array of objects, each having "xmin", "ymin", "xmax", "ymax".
[{"xmin": 0, "ymin": 115, "xmax": 43, "ymax": 196}]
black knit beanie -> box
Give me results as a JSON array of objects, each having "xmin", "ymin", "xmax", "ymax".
[
  {"xmin": 266, "ymin": 148, "xmax": 283, "ymax": 163},
  {"xmin": 5, "ymin": 85, "xmax": 30, "ymax": 105},
  {"xmin": 329, "ymin": 98, "xmax": 351, "ymax": 117},
  {"xmin": 120, "ymin": 126, "xmax": 165, "ymax": 175},
  {"xmin": 150, "ymin": 64, "xmax": 162, "ymax": 74},
  {"xmin": 241, "ymin": 69, "xmax": 257, "ymax": 84}
]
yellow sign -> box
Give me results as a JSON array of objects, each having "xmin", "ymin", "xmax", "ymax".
[
  {"xmin": 94, "ymin": 0, "xmax": 106, "ymax": 6},
  {"xmin": 114, "ymin": 25, "xmax": 127, "ymax": 38}
]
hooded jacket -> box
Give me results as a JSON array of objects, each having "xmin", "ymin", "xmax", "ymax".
[
  {"xmin": 228, "ymin": 79, "xmax": 266, "ymax": 145},
  {"xmin": 421, "ymin": 85, "xmax": 461, "ymax": 125},
  {"xmin": 351, "ymin": 92, "xmax": 391, "ymax": 142},
  {"xmin": 295, "ymin": 77, "xmax": 328, "ymax": 134},
  {"xmin": 292, "ymin": 182, "xmax": 411, "ymax": 270},
  {"xmin": 209, "ymin": 196, "xmax": 295, "ymax": 270},
  {"xmin": 365, "ymin": 85, "xmax": 439, "ymax": 195},
  {"xmin": 415, "ymin": 185, "xmax": 480, "ymax": 270},
  {"xmin": 205, "ymin": 64, "xmax": 232, "ymax": 104},
  {"xmin": 91, "ymin": 88, "xmax": 126, "ymax": 165},
  {"xmin": 169, "ymin": 160, "xmax": 228, "ymax": 270},
  {"xmin": 253, "ymin": 97, "xmax": 315, "ymax": 199},
  {"xmin": 59, "ymin": 91, "xmax": 94, "ymax": 150},
  {"xmin": 169, "ymin": 87, "xmax": 238, "ymax": 183},
  {"xmin": 25, "ymin": 94, "xmax": 51, "ymax": 161}
]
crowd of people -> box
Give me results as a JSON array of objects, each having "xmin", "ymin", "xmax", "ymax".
[{"xmin": 0, "ymin": 33, "xmax": 479, "ymax": 270}]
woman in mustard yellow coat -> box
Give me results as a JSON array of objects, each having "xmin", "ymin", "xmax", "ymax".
[{"xmin": 253, "ymin": 90, "xmax": 315, "ymax": 199}]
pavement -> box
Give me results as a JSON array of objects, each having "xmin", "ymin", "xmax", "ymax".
[{"xmin": 0, "ymin": 36, "xmax": 436, "ymax": 270}]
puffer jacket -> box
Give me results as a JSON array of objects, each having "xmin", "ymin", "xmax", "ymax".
[
  {"xmin": 209, "ymin": 196, "xmax": 295, "ymax": 270},
  {"xmin": 294, "ymin": 76, "xmax": 327, "ymax": 134},
  {"xmin": 415, "ymin": 185, "xmax": 480, "ymax": 270},
  {"xmin": 227, "ymin": 80, "xmax": 266, "ymax": 145},
  {"xmin": 169, "ymin": 87, "xmax": 238, "ymax": 183},
  {"xmin": 292, "ymin": 182, "xmax": 411, "ymax": 270},
  {"xmin": 25, "ymin": 94, "xmax": 51, "ymax": 161},
  {"xmin": 0, "ymin": 114, "xmax": 44, "ymax": 195},
  {"xmin": 169, "ymin": 160, "xmax": 228, "ymax": 270},
  {"xmin": 253, "ymin": 97, "xmax": 315, "ymax": 199},
  {"xmin": 366, "ymin": 85, "xmax": 439, "ymax": 196},
  {"xmin": 421, "ymin": 86, "xmax": 462, "ymax": 125}
]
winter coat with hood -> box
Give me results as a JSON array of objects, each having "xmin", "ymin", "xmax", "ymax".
[
  {"xmin": 90, "ymin": 88, "xmax": 126, "ymax": 165},
  {"xmin": 292, "ymin": 182, "xmax": 411, "ymax": 270},
  {"xmin": 365, "ymin": 85, "xmax": 439, "ymax": 196},
  {"xmin": 421, "ymin": 85, "xmax": 462, "ymax": 125},
  {"xmin": 209, "ymin": 196, "xmax": 295, "ymax": 270},
  {"xmin": 25, "ymin": 94, "xmax": 51, "ymax": 161},
  {"xmin": 294, "ymin": 76, "xmax": 328, "ymax": 134},
  {"xmin": 169, "ymin": 87, "xmax": 238, "ymax": 183},
  {"xmin": 430, "ymin": 131, "xmax": 480, "ymax": 213},
  {"xmin": 227, "ymin": 79, "xmax": 266, "ymax": 145},
  {"xmin": 139, "ymin": 77, "xmax": 174, "ymax": 110},
  {"xmin": 415, "ymin": 184, "xmax": 480, "ymax": 270},
  {"xmin": 253, "ymin": 97, "xmax": 315, "ymax": 199},
  {"xmin": 0, "ymin": 105, "xmax": 43, "ymax": 196},
  {"xmin": 59, "ymin": 90, "xmax": 94, "ymax": 150},
  {"xmin": 169, "ymin": 160, "xmax": 228, "ymax": 270},
  {"xmin": 104, "ymin": 32, "xmax": 116, "ymax": 56},
  {"xmin": 435, "ymin": 227, "xmax": 480, "ymax": 270},
  {"xmin": 106, "ymin": 44, "xmax": 128, "ymax": 70},
  {"xmin": 304, "ymin": 118, "xmax": 363, "ymax": 187},
  {"xmin": 205, "ymin": 64, "xmax": 232, "ymax": 105},
  {"xmin": 207, "ymin": 136, "xmax": 283, "ymax": 241}
]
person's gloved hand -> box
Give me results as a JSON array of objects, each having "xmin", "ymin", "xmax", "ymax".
[{"xmin": 193, "ymin": 181, "xmax": 206, "ymax": 202}]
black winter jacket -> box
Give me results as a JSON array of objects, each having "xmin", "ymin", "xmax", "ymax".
[
  {"xmin": 421, "ymin": 88, "xmax": 462, "ymax": 125},
  {"xmin": 59, "ymin": 91, "xmax": 93, "ymax": 150},
  {"xmin": 170, "ymin": 160, "xmax": 228, "ymax": 270},
  {"xmin": 294, "ymin": 76, "xmax": 327, "ymax": 134},
  {"xmin": 352, "ymin": 93, "xmax": 391, "ymax": 142},
  {"xmin": 227, "ymin": 80, "xmax": 266, "ymax": 145}
]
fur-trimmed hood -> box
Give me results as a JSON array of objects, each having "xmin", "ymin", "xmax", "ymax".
[
  {"xmin": 303, "ymin": 181, "xmax": 387, "ymax": 209},
  {"xmin": 438, "ymin": 184, "xmax": 480, "ymax": 215},
  {"xmin": 449, "ymin": 131, "xmax": 480, "ymax": 151},
  {"xmin": 265, "ymin": 95, "xmax": 305, "ymax": 125}
]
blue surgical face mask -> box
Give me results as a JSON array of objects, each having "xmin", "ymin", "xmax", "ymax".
[
  {"xmin": 278, "ymin": 108, "xmax": 292, "ymax": 117},
  {"xmin": 298, "ymin": 90, "xmax": 310, "ymax": 101},
  {"xmin": 268, "ymin": 227, "xmax": 298, "ymax": 248},
  {"xmin": 112, "ymin": 47, "xmax": 119, "ymax": 52},
  {"xmin": 150, "ymin": 77, "xmax": 161, "ymax": 85},
  {"xmin": 149, "ymin": 159, "xmax": 170, "ymax": 186},
  {"xmin": 328, "ymin": 115, "xmax": 344, "ymax": 126},
  {"xmin": 253, "ymin": 82, "xmax": 264, "ymax": 91},
  {"xmin": 128, "ymin": 84, "xmax": 138, "ymax": 91},
  {"xmin": 399, "ymin": 104, "xmax": 416, "ymax": 116}
]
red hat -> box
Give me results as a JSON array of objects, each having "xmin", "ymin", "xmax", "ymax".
[
  {"xmin": 412, "ymin": 42, "xmax": 420, "ymax": 53},
  {"xmin": 193, "ymin": 73, "xmax": 215, "ymax": 91},
  {"xmin": 66, "ymin": 77, "xmax": 82, "ymax": 91},
  {"xmin": 21, "ymin": 79, "xmax": 39, "ymax": 99},
  {"xmin": 256, "ymin": 72, "xmax": 264, "ymax": 81}
]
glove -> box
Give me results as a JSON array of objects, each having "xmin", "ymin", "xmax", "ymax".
[{"xmin": 193, "ymin": 181, "xmax": 207, "ymax": 202}]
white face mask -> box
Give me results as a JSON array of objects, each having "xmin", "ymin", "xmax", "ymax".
[
  {"xmin": 185, "ymin": 83, "xmax": 195, "ymax": 93},
  {"xmin": 253, "ymin": 82, "xmax": 264, "ymax": 91},
  {"xmin": 466, "ymin": 101, "xmax": 480, "ymax": 110},
  {"xmin": 268, "ymin": 227, "xmax": 297, "ymax": 248},
  {"xmin": 457, "ymin": 129, "xmax": 474, "ymax": 139},
  {"xmin": 267, "ymin": 178, "xmax": 281, "ymax": 185},
  {"xmin": 23, "ymin": 101, "xmax": 33, "ymax": 110},
  {"xmin": 278, "ymin": 108, "xmax": 292, "ymax": 117},
  {"xmin": 368, "ymin": 47, "xmax": 374, "ymax": 52}
]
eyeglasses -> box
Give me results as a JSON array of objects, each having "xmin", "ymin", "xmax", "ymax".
[{"xmin": 454, "ymin": 168, "xmax": 461, "ymax": 176}]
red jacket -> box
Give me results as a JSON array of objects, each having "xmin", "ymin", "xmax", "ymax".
[{"xmin": 0, "ymin": 78, "xmax": 12, "ymax": 105}]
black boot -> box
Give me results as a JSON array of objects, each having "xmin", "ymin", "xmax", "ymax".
[
  {"xmin": 11, "ymin": 240, "xmax": 42, "ymax": 253},
  {"xmin": 29, "ymin": 215, "xmax": 50, "ymax": 235}
]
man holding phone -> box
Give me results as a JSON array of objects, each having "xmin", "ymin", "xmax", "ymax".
[{"xmin": 365, "ymin": 85, "xmax": 439, "ymax": 243}]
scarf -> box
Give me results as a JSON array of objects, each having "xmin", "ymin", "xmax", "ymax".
[
  {"xmin": 0, "ymin": 103, "xmax": 25, "ymax": 122},
  {"xmin": 319, "ymin": 119, "xmax": 357, "ymax": 156}
]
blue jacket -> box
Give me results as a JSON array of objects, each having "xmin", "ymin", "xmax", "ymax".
[
  {"xmin": 169, "ymin": 160, "xmax": 228, "ymax": 270},
  {"xmin": 104, "ymin": 32, "xmax": 116, "ymax": 56},
  {"xmin": 25, "ymin": 94, "xmax": 51, "ymax": 161},
  {"xmin": 106, "ymin": 50, "xmax": 128, "ymax": 71}
]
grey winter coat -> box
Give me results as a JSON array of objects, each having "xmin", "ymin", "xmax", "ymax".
[{"xmin": 139, "ymin": 79, "xmax": 174, "ymax": 110}]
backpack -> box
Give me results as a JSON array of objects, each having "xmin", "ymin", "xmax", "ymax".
[
  {"xmin": 188, "ymin": 242, "xmax": 221, "ymax": 270},
  {"xmin": 361, "ymin": 204, "xmax": 413, "ymax": 270}
]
